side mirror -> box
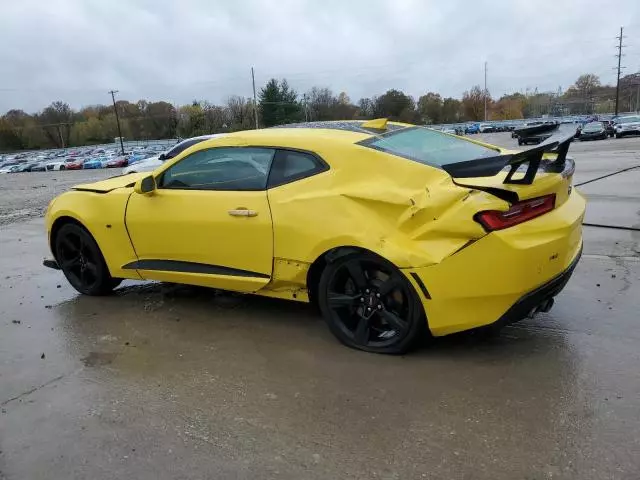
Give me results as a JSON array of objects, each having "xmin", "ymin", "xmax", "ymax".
[{"xmin": 134, "ymin": 175, "xmax": 156, "ymax": 195}]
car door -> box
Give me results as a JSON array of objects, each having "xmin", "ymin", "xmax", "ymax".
[{"xmin": 125, "ymin": 146, "xmax": 275, "ymax": 293}]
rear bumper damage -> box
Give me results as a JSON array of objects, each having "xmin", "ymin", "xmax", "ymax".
[{"xmin": 403, "ymin": 189, "xmax": 586, "ymax": 336}]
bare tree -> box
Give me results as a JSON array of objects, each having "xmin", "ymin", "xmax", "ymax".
[{"xmin": 462, "ymin": 86, "xmax": 491, "ymax": 121}]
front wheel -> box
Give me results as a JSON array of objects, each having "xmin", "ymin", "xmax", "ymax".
[
  {"xmin": 60, "ymin": 165, "xmax": 65, "ymax": 170},
  {"xmin": 54, "ymin": 223, "xmax": 121, "ymax": 295},
  {"xmin": 616, "ymin": 133, "xmax": 622, "ymax": 139},
  {"xmin": 317, "ymin": 252, "xmax": 426, "ymax": 354}
]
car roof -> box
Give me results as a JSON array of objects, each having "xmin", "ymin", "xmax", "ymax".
[{"xmin": 198, "ymin": 120, "xmax": 414, "ymax": 150}]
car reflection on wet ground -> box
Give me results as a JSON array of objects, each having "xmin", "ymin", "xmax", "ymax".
[{"xmin": 1, "ymin": 133, "xmax": 639, "ymax": 480}]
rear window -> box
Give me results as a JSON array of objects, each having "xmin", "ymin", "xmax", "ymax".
[{"xmin": 360, "ymin": 127, "xmax": 499, "ymax": 167}]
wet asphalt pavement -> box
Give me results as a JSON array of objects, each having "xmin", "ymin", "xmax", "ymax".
[{"xmin": 1, "ymin": 133, "xmax": 639, "ymax": 479}]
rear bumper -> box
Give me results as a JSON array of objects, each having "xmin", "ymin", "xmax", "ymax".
[
  {"xmin": 404, "ymin": 190, "xmax": 586, "ymax": 336},
  {"xmin": 580, "ymin": 132, "xmax": 606, "ymax": 140},
  {"xmin": 617, "ymin": 129, "xmax": 640, "ymax": 136},
  {"xmin": 491, "ymin": 244, "xmax": 581, "ymax": 328}
]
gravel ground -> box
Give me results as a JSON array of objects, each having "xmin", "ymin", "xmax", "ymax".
[{"xmin": 0, "ymin": 169, "xmax": 114, "ymax": 226}]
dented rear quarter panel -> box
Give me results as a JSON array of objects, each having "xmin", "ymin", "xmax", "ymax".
[{"xmin": 266, "ymin": 142, "xmax": 506, "ymax": 269}]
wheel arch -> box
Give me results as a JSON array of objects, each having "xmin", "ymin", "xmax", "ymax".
[
  {"xmin": 46, "ymin": 189, "xmax": 138, "ymax": 279},
  {"xmin": 306, "ymin": 245, "xmax": 391, "ymax": 306},
  {"xmin": 49, "ymin": 215, "xmax": 90, "ymax": 259}
]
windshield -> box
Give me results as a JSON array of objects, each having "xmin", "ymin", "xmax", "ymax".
[
  {"xmin": 583, "ymin": 123, "xmax": 603, "ymax": 131},
  {"xmin": 617, "ymin": 116, "xmax": 640, "ymax": 124},
  {"xmin": 360, "ymin": 127, "xmax": 499, "ymax": 167}
]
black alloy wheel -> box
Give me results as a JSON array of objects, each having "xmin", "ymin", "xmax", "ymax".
[
  {"xmin": 318, "ymin": 253, "xmax": 426, "ymax": 354},
  {"xmin": 55, "ymin": 223, "xmax": 121, "ymax": 295}
]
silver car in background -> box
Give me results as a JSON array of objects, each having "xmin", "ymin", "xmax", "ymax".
[
  {"xmin": 122, "ymin": 134, "xmax": 224, "ymax": 174},
  {"xmin": 614, "ymin": 115, "xmax": 640, "ymax": 138}
]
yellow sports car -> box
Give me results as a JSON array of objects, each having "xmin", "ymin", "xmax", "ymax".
[{"xmin": 44, "ymin": 119, "xmax": 585, "ymax": 354}]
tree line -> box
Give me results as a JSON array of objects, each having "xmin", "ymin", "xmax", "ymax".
[{"xmin": 1, "ymin": 72, "xmax": 639, "ymax": 151}]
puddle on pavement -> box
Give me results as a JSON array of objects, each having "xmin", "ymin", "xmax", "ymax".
[{"xmin": 81, "ymin": 351, "xmax": 117, "ymax": 367}]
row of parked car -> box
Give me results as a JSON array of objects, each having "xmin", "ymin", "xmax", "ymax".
[
  {"xmin": 573, "ymin": 115, "xmax": 640, "ymax": 141},
  {"xmin": 438, "ymin": 122, "xmax": 519, "ymax": 135},
  {"xmin": 511, "ymin": 114, "xmax": 640, "ymax": 146},
  {"xmin": 0, "ymin": 135, "xmax": 224, "ymax": 176},
  {"xmin": 437, "ymin": 113, "xmax": 640, "ymax": 139},
  {"xmin": 0, "ymin": 143, "xmax": 172, "ymax": 174}
]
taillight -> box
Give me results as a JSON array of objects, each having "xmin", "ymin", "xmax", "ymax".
[{"xmin": 475, "ymin": 194, "xmax": 556, "ymax": 231}]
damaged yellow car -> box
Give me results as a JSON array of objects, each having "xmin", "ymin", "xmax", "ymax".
[{"xmin": 44, "ymin": 120, "xmax": 585, "ymax": 354}]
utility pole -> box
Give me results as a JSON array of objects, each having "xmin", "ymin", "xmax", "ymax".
[
  {"xmin": 614, "ymin": 27, "xmax": 626, "ymax": 116},
  {"xmin": 109, "ymin": 90, "xmax": 125, "ymax": 155},
  {"xmin": 251, "ymin": 67, "xmax": 259, "ymax": 129},
  {"xmin": 40, "ymin": 122, "xmax": 73, "ymax": 149},
  {"xmin": 303, "ymin": 93, "xmax": 309, "ymax": 122},
  {"xmin": 57, "ymin": 125, "xmax": 65, "ymax": 149},
  {"xmin": 484, "ymin": 61, "xmax": 488, "ymax": 121}
]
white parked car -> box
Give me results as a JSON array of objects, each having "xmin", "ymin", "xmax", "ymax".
[
  {"xmin": 614, "ymin": 115, "xmax": 640, "ymax": 138},
  {"xmin": 0, "ymin": 165, "xmax": 20, "ymax": 174},
  {"xmin": 122, "ymin": 134, "xmax": 223, "ymax": 174},
  {"xmin": 45, "ymin": 160, "xmax": 68, "ymax": 171}
]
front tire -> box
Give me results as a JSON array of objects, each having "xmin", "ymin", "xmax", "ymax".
[
  {"xmin": 317, "ymin": 252, "xmax": 426, "ymax": 354},
  {"xmin": 54, "ymin": 223, "xmax": 121, "ymax": 295},
  {"xmin": 60, "ymin": 165, "xmax": 66, "ymax": 170}
]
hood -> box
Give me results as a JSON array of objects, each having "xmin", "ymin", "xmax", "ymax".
[{"xmin": 73, "ymin": 172, "xmax": 146, "ymax": 193}]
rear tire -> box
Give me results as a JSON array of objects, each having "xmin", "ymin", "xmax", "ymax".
[
  {"xmin": 54, "ymin": 223, "xmax": 121, "ymax": 295},
  {"xmin": 616, "ymin": 133, "xmax": 622, "ymax": 139},
  {"xmin": 60, "ymin": 165, "xmax": 65, "ymax": 170},
  {"xmin": 317, "ymin": 252, "xmax": 426, "ymax": 354}
]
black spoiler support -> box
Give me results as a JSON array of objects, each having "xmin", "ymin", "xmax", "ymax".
[{"xmin": 442, "ymin": 131, "xmax": 574, "ymax": 185}]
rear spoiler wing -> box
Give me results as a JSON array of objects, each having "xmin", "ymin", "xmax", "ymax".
[{"xmin": 441, "ymin": 131, "xmax": 574, "ymax": 185}]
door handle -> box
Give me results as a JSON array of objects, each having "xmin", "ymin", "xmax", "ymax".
[{"xmin": 228, "ymin": 208, "xmax": 258, "ymax": 217}]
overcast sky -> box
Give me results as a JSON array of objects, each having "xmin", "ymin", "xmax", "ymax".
[{"xmin": 1, "ymin": 0, "xmax": 639, "ymax": 113}]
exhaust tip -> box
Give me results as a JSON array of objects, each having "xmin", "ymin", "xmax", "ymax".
[{"xmin": 538, "ymin": 298, "xmax": 555, "ymax": 313}]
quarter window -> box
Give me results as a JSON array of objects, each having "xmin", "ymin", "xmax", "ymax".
[
  {"xmin": 268, "ymin": 150, "xmax": 328, "ymax": 188},
  {"xmin": 159, "ymin": 147, "xmax": 275, "ymax": 191}
]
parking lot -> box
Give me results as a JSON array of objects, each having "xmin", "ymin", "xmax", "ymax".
[{"xmin": 1, "ymin": 132, "xmax": 639, "ymax": 479}]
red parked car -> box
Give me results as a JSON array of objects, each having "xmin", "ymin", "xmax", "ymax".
[
  {"xmin": 104, "ymin": 156, "xmax": 128, "ymax": 168},
  {"xmin": 64, "ymin": 158, "xmax": 85, "ymax": 170}
]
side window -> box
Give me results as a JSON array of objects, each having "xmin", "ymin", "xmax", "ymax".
[
  {"xmin": 267, "ymin": 150, "xmax": 328, "ymax": 188},
  {"xmin": 159, "ymin": 147, "xmax": 275, "ymax": 191}
]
